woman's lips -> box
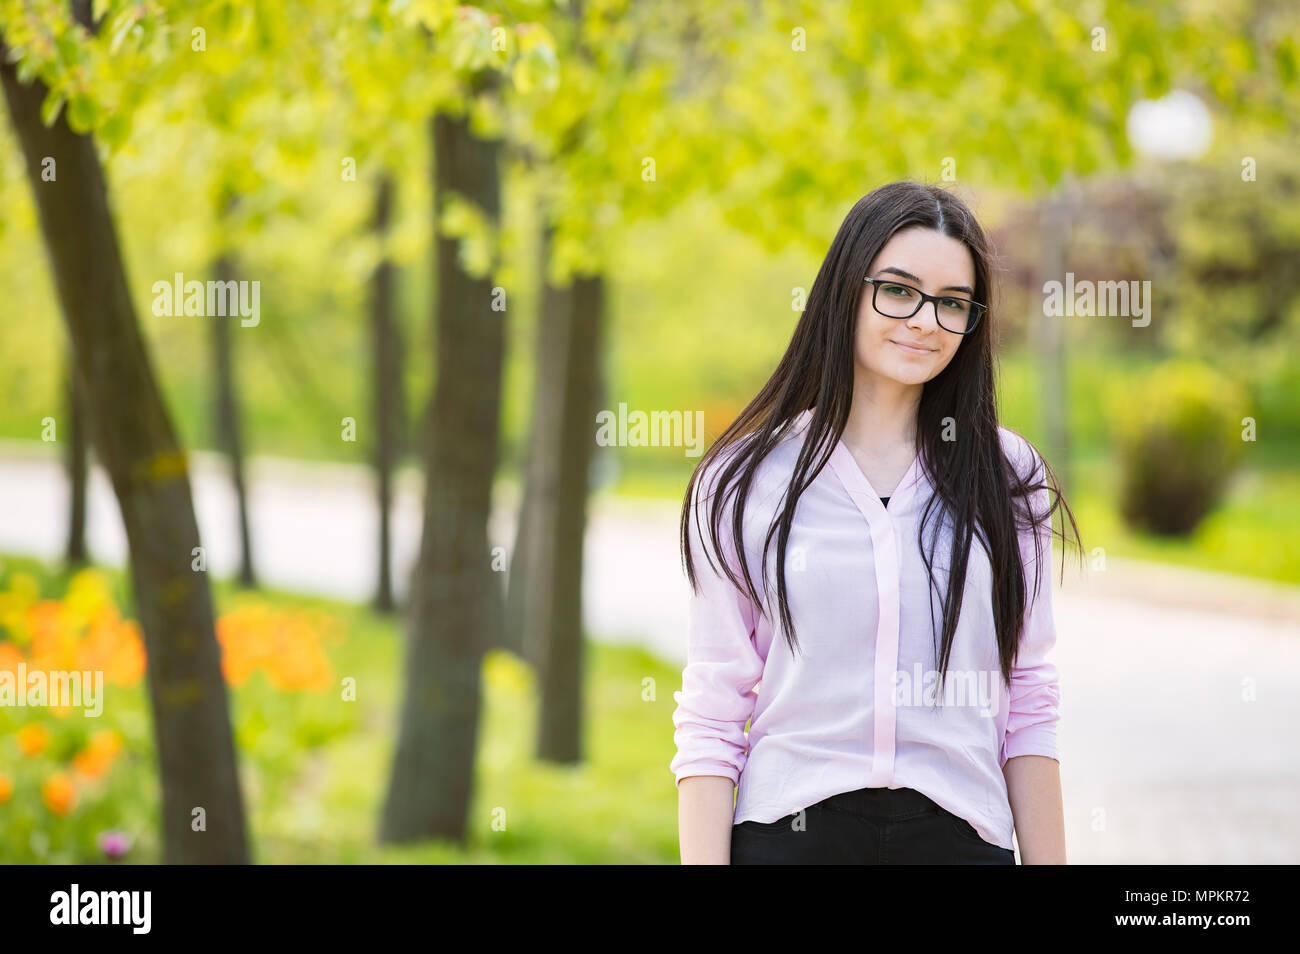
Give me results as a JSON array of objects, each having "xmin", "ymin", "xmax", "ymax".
[{"xmin": 891, "ymin": 340, "xmax": 934, "ymax": 354}]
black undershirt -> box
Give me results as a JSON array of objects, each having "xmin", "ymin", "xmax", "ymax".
[{"xmin": 880, "ymin": 496, "xmax": 891, "ymax": 507}]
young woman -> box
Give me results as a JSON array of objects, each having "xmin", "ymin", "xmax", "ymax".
[{"xmin": 671, "ymin": 180, "xmax": 1081, "ymax": 865}]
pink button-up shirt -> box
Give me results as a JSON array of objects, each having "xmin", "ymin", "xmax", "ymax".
[{"xmin": 670, "ymin": 409, "xmax": 1061, "ymax": 851}]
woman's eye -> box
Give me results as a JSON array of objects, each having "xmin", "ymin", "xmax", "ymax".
[
  {"xmin": 882, "ymin": 284, "xmax": 909, "ymax": 296},
  {"xmin": 939, "ymin": 298, "xmax": 965, "ymax": 311}
]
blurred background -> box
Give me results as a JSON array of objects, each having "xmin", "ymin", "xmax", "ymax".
[{"xmin": 0, "ymin": 0, "xmax": 1297, "ymax": 863}]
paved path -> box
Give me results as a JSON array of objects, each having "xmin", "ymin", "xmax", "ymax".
[{"xmin": 2, "ymin": 442, "xmax": 1297, "ymax": 863}]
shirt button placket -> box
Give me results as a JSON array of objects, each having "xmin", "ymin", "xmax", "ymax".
[{"xmin": 867, "ymin": 507, "xmax": 900, "ymax": 787}]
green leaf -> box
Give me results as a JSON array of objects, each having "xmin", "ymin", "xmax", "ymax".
[
  {"xmin": 66, "ymin": 93, "xmax": 99, "ymax": 134},
  {"xmin": 449, "ymin": 9, "xmax": 494, "ymax": 72},
  {"xmin": 99, "ymin": 111, "xmax": 132, "ymax": 150},
  {"xmin": 109, "ymin": 9, "xmax": 140, "ymax": 55},
  {"xmin": 513, "ymin": 44, "xmax": 559, "ymax": 94},
  {"xmin": 40, "ymin": 88, "xmax": 66, "ymax": 127}
]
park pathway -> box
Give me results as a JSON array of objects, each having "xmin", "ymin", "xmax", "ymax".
[{"xmin": 1, "ymin": 441, "xmax": 1297, "ymax": 863}]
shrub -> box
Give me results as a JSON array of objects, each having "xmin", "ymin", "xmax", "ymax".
[{"xmin": 1110, "ymin": 360, "xmax": 1250, "ymax": 536}]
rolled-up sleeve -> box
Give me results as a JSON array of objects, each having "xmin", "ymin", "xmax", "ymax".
[
  {"xmin": 1000, "ymin": 447, "xmax": 1062, "ymax": 767},
  {"xmin": 670, "ymin": 466, "xmax": 767, "ymax": 788}
]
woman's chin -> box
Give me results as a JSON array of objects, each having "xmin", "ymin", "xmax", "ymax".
[{"xmin": 883, "ymin": 365, "xmax": 933, "ymax": 386}]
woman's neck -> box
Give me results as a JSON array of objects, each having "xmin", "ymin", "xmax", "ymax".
[{"xmin": 842, "ymin": 374, "xmax": 922, "ymax": 457}]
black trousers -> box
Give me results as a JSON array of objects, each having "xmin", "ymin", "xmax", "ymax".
[{"xmin": 730, "ymin": 785, "xmax": 1016, "ymax": 864}]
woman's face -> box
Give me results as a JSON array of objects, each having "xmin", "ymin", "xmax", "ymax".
[{"xmin": 854, "ymin": 225, "xmax": 975, "ymax": 389}]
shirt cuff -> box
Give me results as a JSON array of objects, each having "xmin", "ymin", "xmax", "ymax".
[
  {"xmin": 1000, "ymin": 723, "xmax": 1060, "ymax": 766},
  {"xmin": 673, "ymin": 759, "xmax": 741, "ymax": 788}
]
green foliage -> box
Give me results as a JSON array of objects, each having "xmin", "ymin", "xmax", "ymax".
[
  {"xmin": 1109, "ymin": 360, "xmax": 1250, "ymax": 536},
  {"xmin": 660, "ymin": 0, "xmax": 1300, "ymax": 259},
  {"xmin": 1163, "ymin": 136, "xmax": 1300, "ymax": 396},
  {"xmin": 0, "ymin": 0, "xmax": 561, "ymax": 275}
]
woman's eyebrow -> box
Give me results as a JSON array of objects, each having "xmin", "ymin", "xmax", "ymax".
[{"xmin": 877, "ymin": 265, "xmax": 973, "ymax": 295}]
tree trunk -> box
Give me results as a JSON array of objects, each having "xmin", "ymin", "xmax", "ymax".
[
  {"xmin": 2, "ymin": 53, "xmax": 250, "ymax": 864},
  {"xmin": 505, "ymin": 221, "xmax": 606, "ymax": 761},
  {"xmin": 380, "ymin": 100, "xmax": 504, "ymax": 844},
  {"xmin": 534, "ymin": 268, "xmax": 604, "ymax": 764},
  {"xmin": 504, "ymin": 223, "xmax": 563, "ymax": 667},
  {"xmin": 211, "ymin": 238, "xmax": 256, "ymax": 588},
  {"xmin": 502, "ymin": 459, "xmax": 536, "ymax": 659},
  {"xmin": 371, "ymin": 175, "xmax": 401, "ymax": 614},
  {"xmin": 64, "ymin": 352, "xmax": 88, "ymax": 565}
]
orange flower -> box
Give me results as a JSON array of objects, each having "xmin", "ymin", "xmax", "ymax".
[
  {"xmin": 0, "ymin": 773, "xmax": 12, "ymax": 804},
  {"xmin": 0, "ymin": 642, "xmax": 23, "ymax": 674},
  {"xmin": 18, "ymin": 723, "xmax": 49, "ymax": 756},
  {"xmin": 266, "ymin": 616, "xmax": 333, "ymax": 691},
  {"xmin": 42, "ymin": 771, "xmax": 77, "ymax": 816},
  {"xmin": 78, "ymin": 611, "xmax": 145, "ymax": 687},
  {"xmin": 215, "ymin": 609, "xmax": 259, "ymax": 686},
  {"xmin": 27, "ymin": 600, "xmax": 78, "ymax": 673},
  {"xmin": 216, "ymin": 603, "xmax": 334, "ymax": 692},
  {"xmin": 72, "ymin": 729, "xmax": 123, "ymax": 781}
]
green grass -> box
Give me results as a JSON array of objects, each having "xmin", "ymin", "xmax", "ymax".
[{"xmin": 0, "ymin": 555, "xmax": 684, "ymax": 864}]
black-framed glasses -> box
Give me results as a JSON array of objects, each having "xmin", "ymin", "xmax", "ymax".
[{"xmin": 863, "ymin": 277, "xmax": 985, "ymax": 335}]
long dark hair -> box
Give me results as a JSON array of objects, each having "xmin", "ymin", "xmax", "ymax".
[{"xmin": 680, "ymin": 180, "xmax": 1082, "ymax": 687}]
